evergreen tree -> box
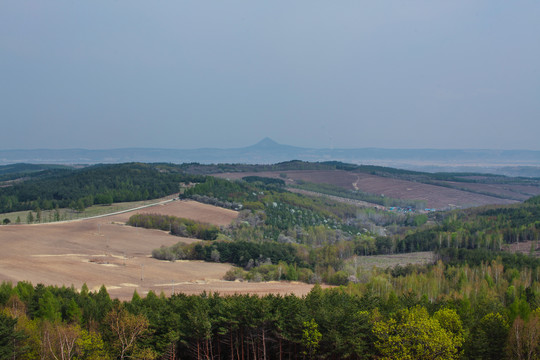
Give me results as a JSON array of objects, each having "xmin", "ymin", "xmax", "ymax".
[
  {"xmin": 0, "ymin": 313, "xmax": 27, "ymax": 359},
  {"xmin": 26, "ymin": 211, "xmax": 34, "ymax": 224}
]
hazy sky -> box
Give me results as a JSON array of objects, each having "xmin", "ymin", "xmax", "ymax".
[{"xmin": 1, "ymin": 1, "xmax": 539, "ymax": 150}]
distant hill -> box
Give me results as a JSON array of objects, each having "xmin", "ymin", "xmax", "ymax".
[
  {"xmin": 1, "ymin": 138, "xmax": 540, "ymax": 176},
  {"xmin": 0, "ymin": 163, "xmax": 73, "ymax": 182}
]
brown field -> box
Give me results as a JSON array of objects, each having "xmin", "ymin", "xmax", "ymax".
[
  {"xmin": 214, "ymin": 170, "xmax": 521, "ymax": 209},
  {"xmin": 434, "ymin": 181, "xmax": 540, "ymax": 201},
  {"xmin": 106, "ymin": 199, "xmax": 239, "ymax": 226},
  {"xmin": 215, "ymin": 170, "xmax": 357, "ymax": 189},
  {"xmin": 0, "ymin": 200, "xmax": 317, "ymax": 300},
  {"xmin": 504, "ymin": 240, "xmax": 540, "ymax": 257},
  {"xmin": 354, "ymin": 252, "xmax": 436, "ymax": 270},
  {"xmin": 347, "ymin": 173, "xmax": 518, "ymax": 209}
]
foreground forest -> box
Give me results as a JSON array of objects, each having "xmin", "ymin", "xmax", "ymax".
[
  {"xmin": 1, "ymin": 162, "xmax": 540, "ymax": 359},
  {"xmin": 1, "ymin": 257, "xmax": 539, "ymax": 359}
]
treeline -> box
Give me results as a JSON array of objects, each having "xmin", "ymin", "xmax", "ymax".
[
  {"xmin": 0, "ymin": 163, "xmax": 204, "ymax": 213},
  {"xmin": 179, "ymin": 160, "xmax": 340, "ymax": 175},
  {"xmin": 182, "ymin": 176, "xmax": 263, "ymax": 205},
  {"xmin": 151, "ymin": 227, "xmax": 410, "ymax": 286},
  {"xmin": 127, "ymin": 213, "xmax": 220, "ymax": 240},
  {"xmin": 178, "ymin": 176, "xmax": 433, "ymax": 284},
  {"xmin": 182, "ymin": 177, "xmax": 359, "ymax": 234},
  {"xmin": 526, "ymin": 194, "xmax": 540, "ymax": 205},
  {"xmin": 177, "ymin": 175, "xmax": 540, "ymax": 287},
  {"xmin": 184, "ymin": 177, "xmax": 425, "ymax": 238},
  {"xmin": 182, "ymin": 160, "xmax": 440, "ymax": 179},
  {"xmin": 242, "ymin": 176, "xmax": 286, "ymax": 186},
  {"xmin": 397, "ymin": 201, "xmax": 540, "ymax": 253},
  {"xmin": 180, "ymin": 160, "xmax": 538, "ymax": 186},
  {"xmin": 153, "ymin": 240, "xmax": 301, "ymax": 268},
  {"xmin": 151, "ymin": 231, "xmax": 362, "ymax": 285},
  {"xmin": 0, "ymin": 163, "xmax": 71, "ymax": 182},
  {"xmin": 151, "ymin": 236, "xmax": 361, "ymax": 285},
  {"xmin": 437, "ymin": 247, "xmax": 540, "ymax": 270},
  {"xmin": 1, "ymin": 253, "xmax": 539, "ymax": 360}
]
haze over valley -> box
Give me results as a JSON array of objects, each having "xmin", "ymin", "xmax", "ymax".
[
  {"xmin": 2, "ymin": 137, "xmax": 540, "ymax": 177},
  {"xmin": 1, "ymin": 2, "xmax": 539, "ymax": 359}
]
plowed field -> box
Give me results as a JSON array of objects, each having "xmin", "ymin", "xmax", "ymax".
[
  {"xmin": 215, "ymin": 170, "xmax": 524, "ymax": 209},
  {"xmin": 0, "ymin": 200, "xmax": 318, "ymax": 299}
]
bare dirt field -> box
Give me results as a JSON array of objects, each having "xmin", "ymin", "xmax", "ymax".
[
  {"xmin": 434, "ymin": 181, "xmax": 540, "ymax": 202},
  {"xmin": 106, "ymin": 199, "xmax": 239, "ymax": 226},
  {"xmin": 0, "ymin": 200, "xmax": 318, "ymax": 300},
  {"xmin": 348, "ymin": 173, "xmax": 518, "ymax": 209},
  {"xmin": 216, "ymin": 170, "xmax": 358, "ymax": 189},
  {"xmin": 214, "ymin": 170, "xmax": 520, "ymax": 209},
  {"xmin": 504, "ymin": 240, "xmax": 540, "ymax": 257}
]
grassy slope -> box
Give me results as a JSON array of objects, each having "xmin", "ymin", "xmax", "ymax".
[{"xmin": 0, "ymin": 195, "xmax": 177, "ymax": 224}]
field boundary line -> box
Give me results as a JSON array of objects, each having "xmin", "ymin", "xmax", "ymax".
[
  {"xmin": 23, "ymin": 197, "xmax": 178, "ymax": 226},
  {"xmin": 287, "ymin": 187, "xmax": 385, "ymax": 209}
]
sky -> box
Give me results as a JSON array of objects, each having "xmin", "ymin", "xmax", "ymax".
[{"xmin": 1, "ymin": 1, "xmax": 539, "ymax": 150}]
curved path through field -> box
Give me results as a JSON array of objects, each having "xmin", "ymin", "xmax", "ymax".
[{"xmin": 0, "ymin": 200, "xmax": 317, "ymax": 299}]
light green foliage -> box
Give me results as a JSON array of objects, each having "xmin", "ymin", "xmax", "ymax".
[
  {"xmin": 301, "ymin": 318, "xmax": 322, "ymax": 359},
  {"xmin": 433, "ymin": 308, "xmax": 465, "ymax": 347},
  {"xmin": 414, "ymin": 214, "xmax": 428, "ymax": 227},
  {"xmin": 107, "ymin": 305, "xmax": 150, "ymax": 360},
  {"xmin": 508, "ymin": 297, "xmax": 532, "ymax": 322},
  {"xmin": 41, "ymin": 321, "xmax": 82, "ymax": 359},
  {"xmin": 14, "ymin": 315, "xmax": 41, "ymax": 359},
  {"xmin": 132, "ymin": 346, "xmax": 157, "ymax": 360},
  {"xmin": 37, "ymin": 289, "xmax": 61, "ymax": 322},
  {"xmin": 0, "ymin": 279, "xmax": 537, "ymax": 359},
  {"xmin": 373, "ymin": 306, "xmax": 462, "ymax": 360},
  {"xmin": 287, "ymin": 263, "xmax": 298, "ymax": 281},
  {"xmin": 76, "ymin": 329, "xmax": 110, "ymax": 359}
]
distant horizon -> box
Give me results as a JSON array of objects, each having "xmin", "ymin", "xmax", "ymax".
[
  {"xmin": 3, "ymin": 137, "xmax": 540, "ymax": 152},
  {"xmin": 2, "ymin": 137, "xmax": 540, "ymax": 178}
]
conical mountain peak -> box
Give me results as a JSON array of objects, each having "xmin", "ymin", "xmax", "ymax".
[{"xmin": 253, "ymin": 137, "xmax": 280, "ymax": 148}]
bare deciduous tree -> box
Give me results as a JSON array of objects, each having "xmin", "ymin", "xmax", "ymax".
[
  {"xmin": 107, "ymin": 305, "xmax": 149, "ymax": 360},
  {"xmin": 42, "ymin": 321, "xmax": 81, "ymax": 360}
]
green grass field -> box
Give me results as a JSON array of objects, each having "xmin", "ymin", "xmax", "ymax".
[{"xmin": 0, "ymin": 195, "xmax": 177, "ymax": 224}]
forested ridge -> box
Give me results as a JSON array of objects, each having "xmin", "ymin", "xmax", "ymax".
[
  {"xmin": 0, "ymin": 163, "xmax": 203, "ymax": 213},
  {"xmin": 1, "ymin": 160, "xmax": 536, "ymax": 214},
  {"xmin": 2, "ymin": 163, "xmax": 540, "ymax": 358},
  {"xmin": 0, "ymin": 163, "xmax": 72, "ymax": 182},
  {"xmin": 173, "ymin": 176, "xmax": 540, "ymax": 285},
  {"xmin": 3, "ymin": 164, "xmax": 538, "ymax": 282},
  {"xmin": 180, "ymin": 160, "xmax": 539, "ymax": 185},
  {"xmin": 398, "ymin": 197, "xmax": 540, "ymax": 253}
]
